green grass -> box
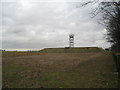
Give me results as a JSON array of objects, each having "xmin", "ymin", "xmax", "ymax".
[
  {"xmin": 40, "ymin": 53, "xmax": 118, "ymax": 88},
  {"xmin": 2, "ymin": 47, "xmax": 104, "ymax": 57},
  {"xmin": 40, "ymin": 47, "xmax": 104, "ymax": 53},
  {"xmin": 2, "ymin": 51, "xmax": 41, "ymax": 57},
  {"xmin": 2, "ymin": 52, "xmax": 118, "ymax": 88}
]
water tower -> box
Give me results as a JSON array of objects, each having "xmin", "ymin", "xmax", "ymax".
[{"xmin": 69, "ymin": 34, "xmax": 74, "ymax": 48}]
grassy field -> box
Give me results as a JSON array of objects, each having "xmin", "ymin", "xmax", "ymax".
[{"xmin": 2, "ymin": 51, "xmax": 118, "ymax": 88}]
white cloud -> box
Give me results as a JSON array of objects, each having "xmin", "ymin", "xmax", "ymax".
[{"xmin": 1, "ymin": 1, "xmax": 110, "ymax": 50}]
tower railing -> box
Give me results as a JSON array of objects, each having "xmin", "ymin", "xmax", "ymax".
[{"xmin": 69, "ymin": 34, "xmax": 74, "ymax": 48}]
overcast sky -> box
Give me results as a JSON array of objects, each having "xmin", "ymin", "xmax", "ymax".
[{"xmin": 1, "ymin": 0, "xmax": 111, "ymax": 50}]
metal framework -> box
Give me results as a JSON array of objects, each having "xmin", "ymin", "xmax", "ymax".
[{"xmin": 69, "ymin": 34, "xmax": 74, "ymax": 48}]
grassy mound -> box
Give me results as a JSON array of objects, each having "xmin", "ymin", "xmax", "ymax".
[{"xmin": 40, "ymin": 47, "xmax": 104, "ymax": 53}]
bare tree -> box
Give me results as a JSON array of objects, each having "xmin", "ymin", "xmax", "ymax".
[
  {"xmin": 80, "ymin": 1, "xmax": 120, "ymax": 52},
  {"xmin": 100, "ymin": 2, "xmax": 120, "ymax": 52}
]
